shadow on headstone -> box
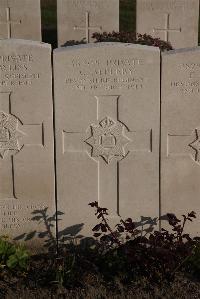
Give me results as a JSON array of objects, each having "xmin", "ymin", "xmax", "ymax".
[
  {"xmin": 133, "ymin": 216, "xmax": 158, "ymax": 235},
  {"xmin": 14, "ymin": 206, "xmax": 170, "ymax": 253},
  {"xmin": 14, "ymin": 208, "xmax": 92, "ymax": 252}
]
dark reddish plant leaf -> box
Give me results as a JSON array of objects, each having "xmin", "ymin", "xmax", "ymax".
[
  {"xmin": 100, "ymin": 224, "xmax": 107, "ymax": 232},
  {"xmin": 188, "ymin": 211, "xmax": 196, "ymax": 218},
  {"xmin": 187, "ymin": 218, "xmax": 193, "ymax": 222},
  {"xmin": 93, "ymin": 233, "xmax": 102, "ymax": 238},
  {"xmin": 92, "ymin": 224, "xmax": 101, "ymax": 232},
  {"xmin": 125, "ymin": 218, "xmax": 133, "ymax": 223},
  {"xmin": 89, "ymin": 201, "xmax": 98, "ymax": 208},
  {"xmin": 117, "ymin": 225, "xmax": 124, "ymax": 232}
]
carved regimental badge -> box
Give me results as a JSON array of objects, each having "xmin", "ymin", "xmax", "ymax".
[
  {"xmin": 0, "ymin": 111, "xmax": 22, "ymax": 159},
  {"xmin": 189, "ymin": 129, "xmax": 200, "ymax": 164},
  {"xmin": 85, "ymin": 116, "xmax": 131, "ymax": 164}
]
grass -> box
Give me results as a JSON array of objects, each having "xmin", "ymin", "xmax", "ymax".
[
  {"xmin": 41, "ymin": 0, "xmax": 57, "ymax": 47},
  {"xmin": 1, "ymin": 268, "xmax": 200, "ymax": 299},
  {"xmin": 120, "ymin": 0, "xmax": 136, "ymax": 32},
  {"xmin": 41, "ymin": 0, "xmax": 57, "ymax": 28}
]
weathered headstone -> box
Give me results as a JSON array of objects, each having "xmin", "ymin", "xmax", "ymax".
[
  {"xmin": 57, "ymin": 0, "xmax": 119, "ymax": 46},
  {"xmin": 161, "ymin": 48, "xmax": 200, "ymax": 236},
  {"xmin": 0, "ymin": 0, "xmax": 41, "ymax": 41},
  {"xmin": 136, "ymin": 0, "xmax": 199, "ymax": 49},
  {"xmin": 0, "ymin": 40, "xmax": 55, "ymax": 251},
  {"xmin": 54, "ymin": 43, "xmax": 160, "ymax": 237}
]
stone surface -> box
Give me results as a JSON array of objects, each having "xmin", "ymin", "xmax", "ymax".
[
  {"xmin": 57, "ymin": 0, "xmax": 119, "ymax": 46},
  {"xmin": 0, "ymin": 0, "xmax": 41, "ymax": 41},
  {"xmin": 54, "ymin": 43, "xmax": 160, "ymax": 237},
  {"xmin": 0, "ymin": 39, "xmax": 55, "ymax": 251},
  {"xmin": 161, "ymin": 48, "xmax": 200, "ymax": 236},
  {"xmin": 136, "ymin": 0, "xmax": 199, "ymax": 49}
]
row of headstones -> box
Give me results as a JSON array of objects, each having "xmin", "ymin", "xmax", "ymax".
[
  {"xmin": 0, "ymin": 0, "xmax": 199, "ymax": 49},
  {"xmin": 0, "ymin": 39, "xmax": 199, "ymax": 251}
]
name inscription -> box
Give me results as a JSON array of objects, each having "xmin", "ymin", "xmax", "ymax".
[
  {"xmin": 0, "ymin": 203, "xmax": 47, "ymax": 230},
  {"xmin": 170, "ymin": 63, "xmax": 200, "ymax": 94},
  {"xmin": 71, "ymin": 0, "xmax": 108, "ymax": 9},
  {"xmin": 140, "ymin": 0, "xmax": 197, "ymax": 11},
  {"xmin": 65, "ymin": 57, "xmax": 147, "ymax": 91},
  {"xmin": 0, "ymin": 54, "xmax": 40, "ymax": 87}
]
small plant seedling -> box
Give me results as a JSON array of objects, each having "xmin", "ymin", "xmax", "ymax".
[{"xmin": 0, "ymin": 236, "xmax": 29, "ymax": 272}]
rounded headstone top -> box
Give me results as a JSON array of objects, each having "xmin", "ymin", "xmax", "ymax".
[{"xmin": 54, "ymin": 42, "xmax": 160, "ymax": 54}]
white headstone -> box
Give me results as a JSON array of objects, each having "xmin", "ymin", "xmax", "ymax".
[
  {"xmin": 162, "ymin": 48, "xmax": 200, "ymax": 236},
  {"xmin": 57, "ymin": 0, "xmax": 119, "ymax": 46},
  {"xmin": 54, "ymin": 43, "xmax": 160, "ymax": 236},
  {"xmin": 0, "ymin": 40, "xmax": 55, "ymax": 251},
  {"xmin": 0, "ymin": 0, "xmax": 41, "ymax": 41},
  {"xmin": 136, "ymin": 0, "xmax": 199, "ymax": 49}
]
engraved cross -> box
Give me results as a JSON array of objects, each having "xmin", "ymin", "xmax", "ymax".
[
  {"xmin": 167, "ymin": 128, "xmax": 200, "ymax": 164},
  {"xmin": 0, "ymin": 7, "xmax": 22, "ymax": 38},
  {"xmin": 0, "ymin": 92, "xmax": 44, "ymax": 200},
  {"xmin": 153, "ymin": 13, "xmax": 181, "ymax": 42},
  {"xmin": 74, "ymin": 11, "xmax": 102, "ymax": 43},
  {"xmin": 63, "ymin": 95, "xmax": 152, "ymax": 216}
]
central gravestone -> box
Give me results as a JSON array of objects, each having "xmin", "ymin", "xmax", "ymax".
[
  {"xmin": 0, "ymin": 40, "xmax": 55, "ymax": 251},
  {"xmin": 136, "ymin": 0, "xmax": 199, "ymax": 49},
  {"xmin": 0, "ymin": 0, "xmax": 41, "ymax": 40},
  {"xmin": 57, "ymin": 0, "xmax": 119, "ymax": 46},
  {"xmin": 54, "ymin": 43, "xmax": 160, "ymax": 236}
]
